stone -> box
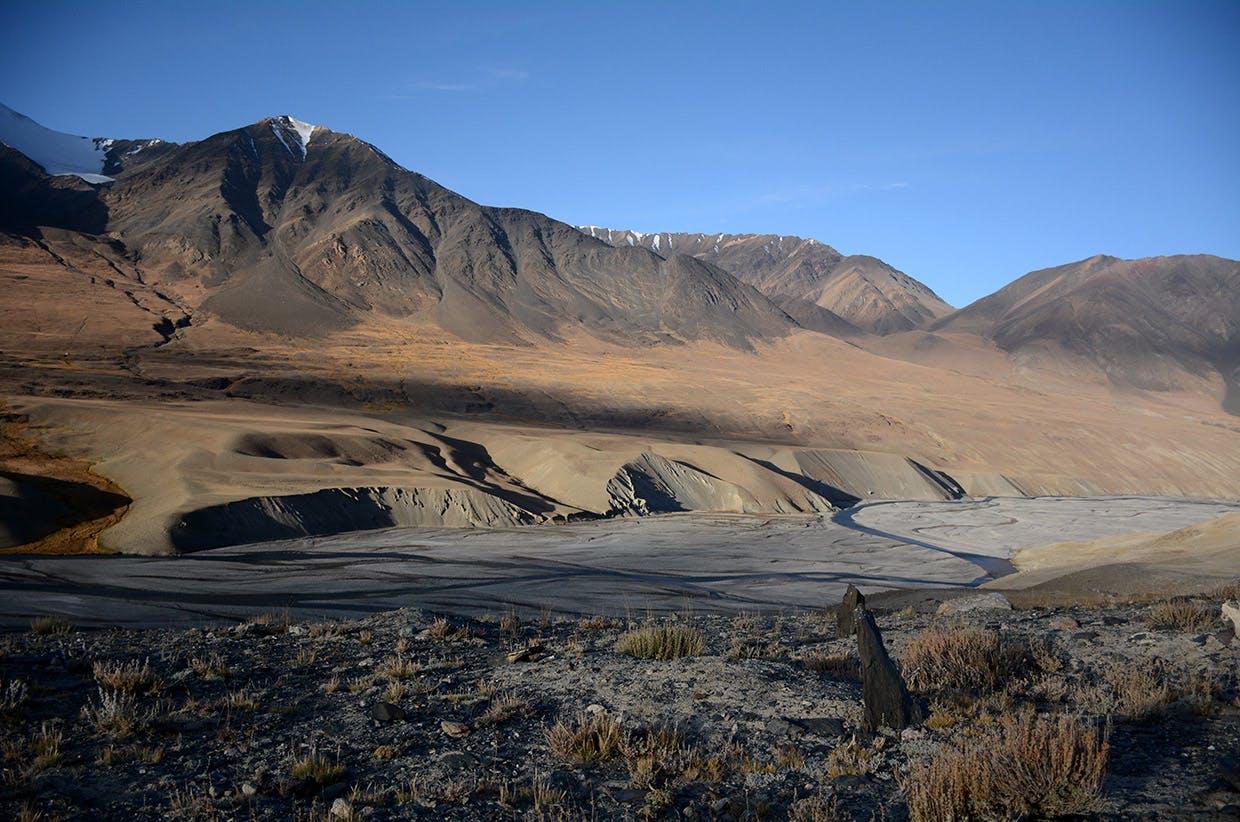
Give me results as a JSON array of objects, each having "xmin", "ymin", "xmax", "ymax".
[
  {"xmin": 1222, "ymin": 601, "xmax": 1240, "ymax": 636},
  {"xmin": 837, "ymin": 584, "xmax": 865, "ymax": 639},
  {"xmin": 240, "ymin": 782, "xmax": 257, "ymax": 798},
  {"xmin": 585, "ymin": 703, "xmax": 607, "ymax": 715},
  {"xmin": 440, "ymin": 720, "xmax": 471, "ymax": 738},
  {"xmin": 935, "ymin": 593, "xmax": 1012, "ymax": 615},
  {"xmin": 765, "ymin": 718, "xmax": 795, "ymax": 737},
  {"xmin": 506, "ymin": 642, "xmax": 544, "ymax": 663},
  {"xmin": 1049, "ymin": 615, "xmax": 1081, "ymax": 630},
  {"xmin": 329, "ymin": 798, "xmax": 353, "ymax": 819},
  {"xmin": 793, "ymin": 717, "xmax": 845, "ymax": 738},
  {"xmin": 856, "ymin": 607, "xmax": 921, "ymax": 732},
  {"xmin": 368, "ymin": 701, "xmax": 406, "ymax": 722}
]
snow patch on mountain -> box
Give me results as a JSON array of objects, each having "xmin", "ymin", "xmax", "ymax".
[
  {"xmin": 271, "ymin": 115, "xmax": 318, "ymax": 159},
  {"xmin": 0, "ymin": 102, "xmax": 113, "ymax": 183}
]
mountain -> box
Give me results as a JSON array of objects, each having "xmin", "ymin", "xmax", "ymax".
[
  {"xmin": 1, "ymin": 108, "xmax": 798, "ymax": 348},
  {"xmin": 934, "ymin": 254, "xmax": 1240, "ymax": 403},
  {"xmin": 579, "ymin": 227, "xmax": 952, "ymax": 334}
]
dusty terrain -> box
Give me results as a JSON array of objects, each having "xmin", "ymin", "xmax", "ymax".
[{"xmin": 1, "ymin": 583, "xmax": 1237, "ymax": 821}]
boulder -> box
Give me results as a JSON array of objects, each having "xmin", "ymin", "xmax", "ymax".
[
  {"xmin": 856, "ymin": 607, "xmax": 920, "ymax": 732},
  {"xmin": 837, "ymin": 584, "xmax": 866, "ymax": 638},
  {"xmin": 1221, "ymin": 601, "xmax": 1240, "ymax": 636},
  {"xmin": 368, "ymin": 701, "xmax": 406, "ymax": 722}
]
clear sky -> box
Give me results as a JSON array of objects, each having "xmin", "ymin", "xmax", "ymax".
[{"xmin": 2, "ymin": 0, "xmax": 1237, "ymax": 307}]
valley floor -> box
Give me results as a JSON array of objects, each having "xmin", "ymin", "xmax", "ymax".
[{"xmin": 0, "ymin": 496, "xmax": 1236, "ymax": 628}]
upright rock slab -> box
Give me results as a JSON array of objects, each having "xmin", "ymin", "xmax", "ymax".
[
  {"xmin": 856, "ymin": 607, "xmax": 920, "ymax": 732},
  {"xmin": 837, "ymin": 584, "xmax": 866, "ymax": 639}
]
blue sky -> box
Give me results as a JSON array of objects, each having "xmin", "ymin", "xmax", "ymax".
[{"xmin": 2, "ymin": 0, "xmax": 1237, "ymax": 307}]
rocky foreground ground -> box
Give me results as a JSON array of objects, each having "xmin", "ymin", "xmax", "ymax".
[{"xmin": 2, "ymin": 586, "xmax": 1238, "ymax": 821}]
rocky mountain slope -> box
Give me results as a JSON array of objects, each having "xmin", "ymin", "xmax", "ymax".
[
  {"xmin": 935, "ymin": 254, "xmax": 1240, "ymax": 403},
  {"xmin": 580, "ymin": 227, "xmax": 953, "ymax": 334},
  {"xmin": 1, "ymin": 108, "xmax": 800, "ymax": 349}
]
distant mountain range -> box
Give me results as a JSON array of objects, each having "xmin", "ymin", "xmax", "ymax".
[
  {"xmin": 1, "ymin": 103, "xmax": 1237, "ymax": 405},
  {"xmin": 579, "ymin": 227, "xmax": 951, "ymax": 335}
]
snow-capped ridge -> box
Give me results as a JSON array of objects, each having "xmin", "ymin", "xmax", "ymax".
[{"xmin": 0, "ymin": 102, "xmax": 113, "ymax": 183}]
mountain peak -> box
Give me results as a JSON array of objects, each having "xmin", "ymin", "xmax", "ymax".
[{"xmin": 260, "ymin": 115, "xmax": 321, "ymax": 159}]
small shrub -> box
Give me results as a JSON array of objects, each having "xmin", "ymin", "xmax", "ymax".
[
  {"xmin": 904, "ymin": 711, "xmax": 1108, "ymax": 821},
  {"xmin": 788, "ymin": 793, "xmax": 842, "ymax": 822},
  {"xmin": 428, "ymin": 617, "xmax": 452, "ymax": 639},
  {"xmin": 1099, "ymin": 659, "xmax": 1173, "ymax": 722},
  {"xmin": 30, "ymin": 616, "xmax": 72, "ymax": 636},
  {"xmin": 615, "ymin": 624, "xmax": 705, "ymax": 659},
  {"xmin": 1, "ymin": 677, "xmax": 29, "ymax": 717},
  {"xmin": 93, "ymin": 658, "xmax": 159, "ymax": 693},
  {"xmin": 901, "ymin": 623, "xmax": 1027, "ymax": 693},
  {"xmin": 82, "ymin": 687, "xmax": 147, "ymax": 738},
  {"xmin": 322, "ymin": 675, "xmax": 341, "ymax": 694},
  {"xmin": 545, "ymin": 711, "xmax": 623, "ymax": 765},
  {"xmin": 1146, "ymin": 599, "xmax": 1215, "ymax": 631},
  {"xmin": 499, "ymin": 612, "xmax": 521, "ymax": 640}
]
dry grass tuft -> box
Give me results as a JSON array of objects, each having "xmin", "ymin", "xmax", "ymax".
[
  {"xmin": 803, "ymin": 651, "xmax": 859, "ymax": 679},
  {"xmin": 188, "ymin": 654, "xmax": 229, "ymax": 678},
  {"xmin": 499, "ymin": 612, "xmax": 521, "ymax": 640},
  {"xmin": 901, "ymin": 623, "xmax": 1028, "ymax": 693},
  {"xmin": 1202, "ymin": 579, "xmax": 1240, "ymax": 601},
  {"xmin": 478, "ymin": 694, "xmax": 534, "ymax": 727},
  {"xmin": 1145, "ymin": 598, "xmax": 1216, "ymax": 632},
  {"xmin": 30, "ymin": 616, "xmax": 72, "ymax": 636},
  {"xmin": 376, "ymin": 655, "xmax": 420, "ymax": 680},
  {"xmin": 290, "ymin": 746, "xmax": 347, "ymax": 785},
  {"xmin": 577, "ymin": 615, "xmax": 619, "ymax": 631},
  {"xmin": 615, "ymin": 624, "xmax": 706, "ymax": 659},
  {"xmin": 93, "ymin": 658, "xmax": 159, "ymax": 693},
  {"xmin": 545, "ymin": 711, "xmax": 623, "ymax": 765},
  {"xmin": 905, "ymin": 711, "xmax": 1108, "ymax": 821},
  {"xmin": 31, "ymin": 722, "xmax": 63, "ymax": 770}
]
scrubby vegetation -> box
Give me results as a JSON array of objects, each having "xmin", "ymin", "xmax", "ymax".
[{"xmin": 0, "ymin": 594, "xmax": 1235, "ymax": 820}]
